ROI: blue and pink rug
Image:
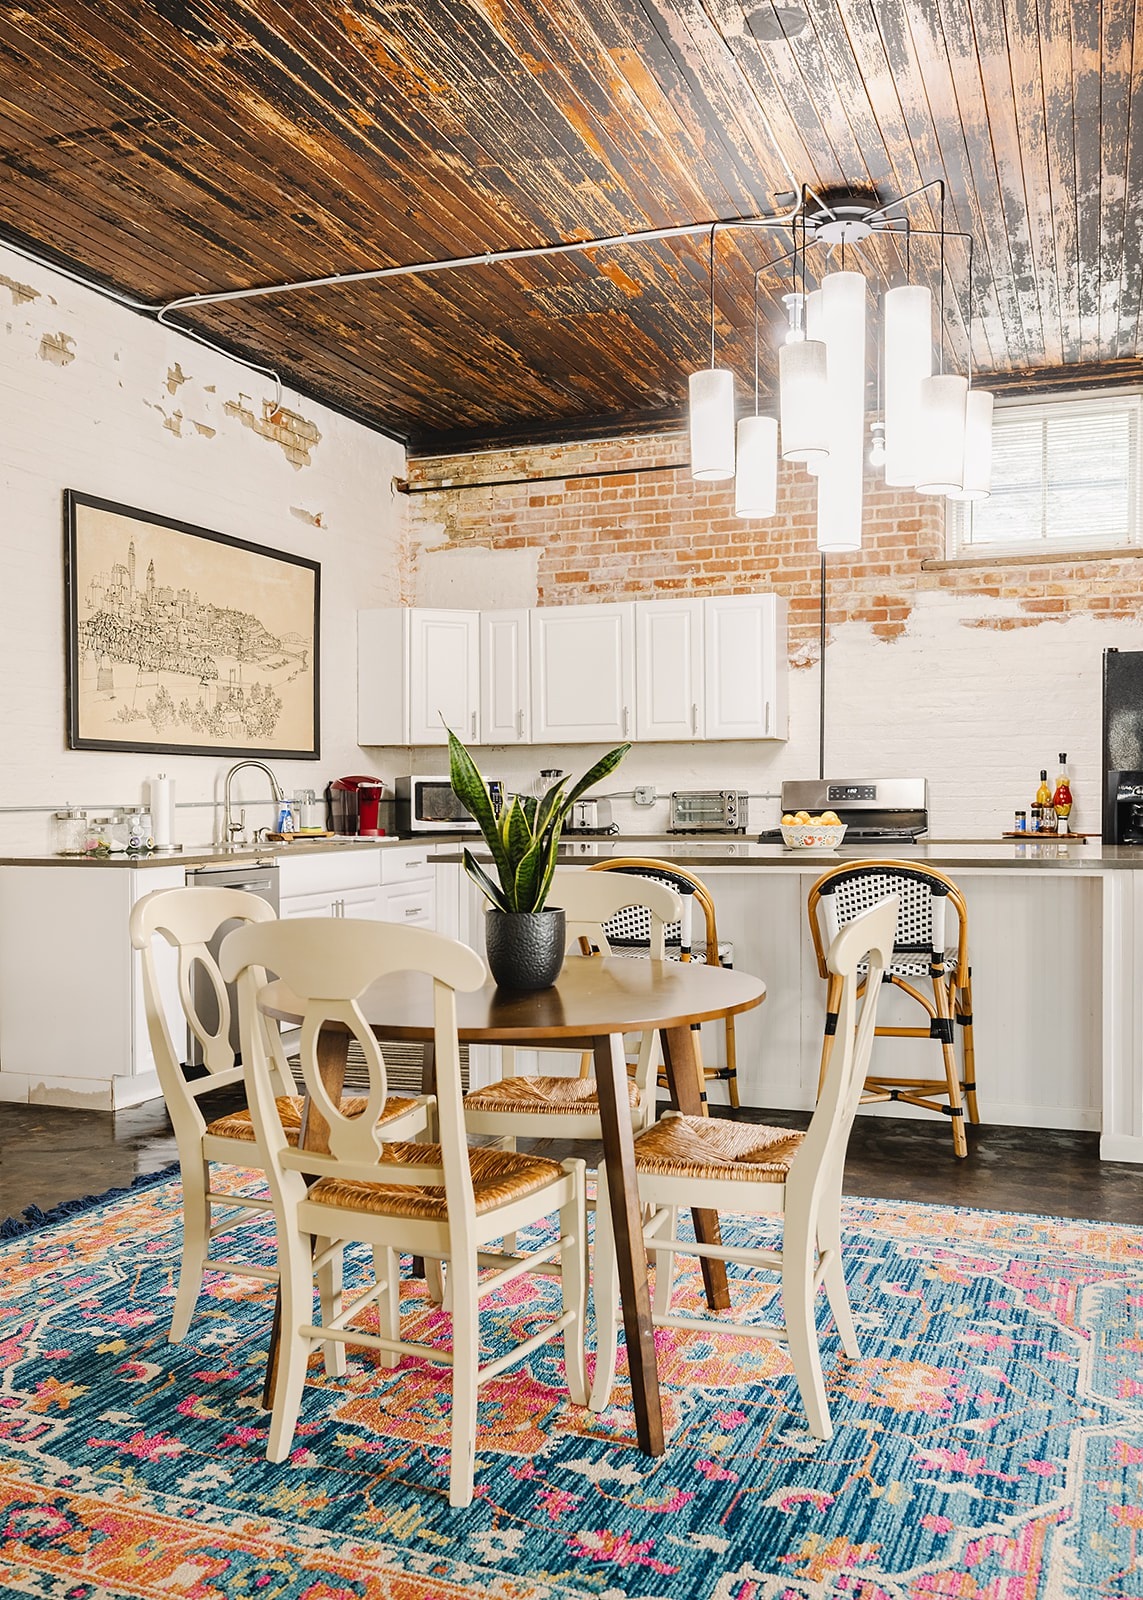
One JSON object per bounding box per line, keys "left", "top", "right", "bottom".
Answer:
{"left": 0, "top": 1169, "right": 1141, "bottom": 1598}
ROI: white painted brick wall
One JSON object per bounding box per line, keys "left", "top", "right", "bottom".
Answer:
{"left": 0, "top": 245, "right": 406, "bottom": 853}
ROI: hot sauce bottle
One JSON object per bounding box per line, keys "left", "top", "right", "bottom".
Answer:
{"left": 1052, "top": 754, "right": 1073, "bottom": 835}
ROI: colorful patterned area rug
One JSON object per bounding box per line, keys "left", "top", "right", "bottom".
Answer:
{"left": 0, "top": 1171, "right": 1141, "bottom": 1600}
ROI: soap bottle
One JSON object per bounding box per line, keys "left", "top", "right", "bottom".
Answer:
{"left": 276, "top": 799, "right": 295, "bottom": 835}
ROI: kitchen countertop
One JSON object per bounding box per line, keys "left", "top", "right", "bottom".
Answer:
{"left": 432, "top": 836, "right": 1143, "bottom": 870}
{"left": 0, "top": 835, "right": 461, "bottom": 868}
{"left": 2, "top": 834, "right": 1139, "bottom": 870}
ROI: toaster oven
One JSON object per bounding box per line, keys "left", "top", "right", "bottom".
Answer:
{"left": 669, "top": 790, "right": 749, "bottom": 833}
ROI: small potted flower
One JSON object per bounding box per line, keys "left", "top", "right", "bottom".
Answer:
{"left": 447, "top": 729, "right": 630, "bottom": 990}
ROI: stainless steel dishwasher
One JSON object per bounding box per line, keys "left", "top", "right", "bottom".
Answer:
{"left": 184, "top": 860, "right": 280, "bottom": 1067}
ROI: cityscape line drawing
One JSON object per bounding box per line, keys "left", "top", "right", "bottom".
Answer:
{"left": 65, "top": 494, "right": 320, "bottom": 756}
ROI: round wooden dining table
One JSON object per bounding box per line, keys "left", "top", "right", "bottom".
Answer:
{"left": 259, "top": 953, "right": 766, "bottom": 1457}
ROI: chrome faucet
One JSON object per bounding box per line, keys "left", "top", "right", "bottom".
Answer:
{"left": 221, "top": 760, "right": 285, "bottom": 845}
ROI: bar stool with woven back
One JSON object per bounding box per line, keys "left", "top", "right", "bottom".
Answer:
{"left": 586, "top": 858, "right": 741, "bottom": 1108}
{"left": 807, "top": 861, "right": 978, "bottom": 1158}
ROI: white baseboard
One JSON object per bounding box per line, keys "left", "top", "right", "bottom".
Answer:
{"left": 1099, "top": 1132, "right": 1143, "bottom": 1165}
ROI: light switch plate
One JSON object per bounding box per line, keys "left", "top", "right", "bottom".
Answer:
{"left": 633, "top": 785, "right": 656, "bottom": 806}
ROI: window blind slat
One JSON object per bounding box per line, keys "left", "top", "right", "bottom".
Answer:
{"left": 951, "top": 393, "right": 1141, "bottom": 554}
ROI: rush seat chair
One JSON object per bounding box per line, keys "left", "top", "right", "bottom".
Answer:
{"left": 129, "top": 885, "right": 430, "bottom": 1342}
{"left": 807, "top": 861, "right": 977, "bottom": 1159}
{"left": 589, "top": 895, "right": 898, "bottom": 1438}
{"left": 221, "top": 916, "right": 587, "bottom": 1509}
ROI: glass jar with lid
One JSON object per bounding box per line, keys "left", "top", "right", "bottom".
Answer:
{"left": 50, "top": 808, "right": 87, "bottom": 855}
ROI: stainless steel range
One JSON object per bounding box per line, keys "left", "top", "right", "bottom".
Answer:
{"left": 757, "top": 778, "right": 929, "bottom": 842}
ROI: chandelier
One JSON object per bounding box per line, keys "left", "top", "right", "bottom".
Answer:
{"left": 687, "top": 183, "right": 993, "bottom": 550}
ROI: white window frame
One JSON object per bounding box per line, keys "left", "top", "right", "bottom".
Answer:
{"left": 945, "top": 389, "right": 1143, "bottom": 559}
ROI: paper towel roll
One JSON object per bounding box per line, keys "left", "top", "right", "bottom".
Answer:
{"left": 150, "top": 774, "right": 174, "bottom": 847}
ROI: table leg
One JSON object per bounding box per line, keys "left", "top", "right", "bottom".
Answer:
{"left": 660, "top": 1025, "right": 730, "bottom": 1312}
{"left": 410, "top": 1039, "right": 436, "bottom": 1281}
{"left": 592, "top": 1031, "right": 665, "bottom": 1456}
{"left": 261, "top": 1025, "right": 350, "bottom": 1412}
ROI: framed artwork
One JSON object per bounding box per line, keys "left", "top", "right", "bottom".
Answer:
{"left": 64, "top": 491, "right": 320, "bottom": 758}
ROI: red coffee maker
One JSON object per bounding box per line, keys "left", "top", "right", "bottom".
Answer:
{"left": 326, "top": 776, "right": 386, "bottom": 837}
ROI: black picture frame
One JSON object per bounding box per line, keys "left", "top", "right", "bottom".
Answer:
{"left": 64, "top": 490, "right": 321, "bottom": 759}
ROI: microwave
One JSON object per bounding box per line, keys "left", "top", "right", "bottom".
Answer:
{"left": 394, "top": 775, "right": 483, "bottom": 834}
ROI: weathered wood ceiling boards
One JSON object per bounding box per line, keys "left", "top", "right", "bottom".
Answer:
{"left": 0, "top": 1, "right": 1137, "bottom": 451}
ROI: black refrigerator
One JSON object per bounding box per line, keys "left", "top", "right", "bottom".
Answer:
{"left": 1102, "top": 648, "right": 1143, "bottom": 842}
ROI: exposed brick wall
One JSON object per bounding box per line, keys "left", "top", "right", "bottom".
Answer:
{"left": 404, "top": 432, "right": 1143, "bottom": 662}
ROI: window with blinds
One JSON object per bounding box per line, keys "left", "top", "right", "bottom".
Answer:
{"left": 947, "top": 392, "right": 1142, "bottom": 556}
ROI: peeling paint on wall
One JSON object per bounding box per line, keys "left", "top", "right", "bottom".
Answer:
{"left": 290, "top": 506, "right": 325, "bottom": 527}
{"left": 193, "top": 420, "right": 216, "bottom": 438}
{"left": 0, "top": 273, "right": 39, "bottom": 305}
{"left": 166, "top": 362, "right": 187, "bottom": 394}
{"left": 223, "top": 396, "right": 322, "bottom": 468}
{"left": 163, "top": 410, "right": 183, "bottom": 437}
{"left": 38, "top": 330, "right": 75, "bottom": 366}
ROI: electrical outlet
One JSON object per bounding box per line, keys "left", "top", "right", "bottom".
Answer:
{"left": 633, "top": 785, "right": 657, "bottom": 807}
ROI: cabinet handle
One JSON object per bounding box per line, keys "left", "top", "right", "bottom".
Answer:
{"left": 471, "top": 710, "right": 477, "bottom": 738}
{"left": 764, "top": 699, "right": 771, "bottom": 736}
{"left": 405, "top": 857, "right": 424, "bottom": 870}
{"left": 516, "top": 707, "right": 524, "bottom": 737}
{"left": 622, "top": 705, "right": 630, "bottom": 736}
{"left": 405, "top": 905, "right": 423, "bottom": 917}
{"left": 691, "top": 701, "right": 698, "bottom": 735}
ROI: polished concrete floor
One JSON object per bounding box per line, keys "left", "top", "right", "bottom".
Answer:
{"left": 2, "top": 1090, "right": 1140, "bottom": 1227}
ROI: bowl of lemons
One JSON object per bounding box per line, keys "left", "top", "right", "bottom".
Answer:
{"left": 779, "top": 810, "right": 847, "bottom": 851}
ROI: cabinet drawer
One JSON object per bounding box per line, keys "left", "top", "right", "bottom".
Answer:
{"left": 277, "top": 848, "right": 381, "bottom": 897}
{"left": 380, "top": 846, "right": 436, "bottom": 885}
{"left": 378, "top": 883, "right": 436, "bottom": 927}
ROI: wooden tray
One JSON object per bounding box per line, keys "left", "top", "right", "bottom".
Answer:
{"left": 266, "top": 830, "right": 335, "bottom": 842}
{"left": 1000, "top": 830, "right": 1098, "bottom": 839}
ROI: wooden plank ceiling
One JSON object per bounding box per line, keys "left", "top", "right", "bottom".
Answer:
{"left": 0, "top": 0, "right": 1137, "bottom": 453}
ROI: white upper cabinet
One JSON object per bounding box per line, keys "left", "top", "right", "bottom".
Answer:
{"left": 636, "top": 598, "right": 705, "bottom": 740}
{"left": 480, "top": 609, "right": 532, "bottom": 744}
{"left": 703, "top": 593, "right": 788, "bottom": 740}
{"left": 358, "top": 609, "right": 480, "bottom": 746}
{"left": 530, "top": 602, "right": 636, "bottom": 744}
{"left": 359, "top": 595, "right": 786, "bottom": 746}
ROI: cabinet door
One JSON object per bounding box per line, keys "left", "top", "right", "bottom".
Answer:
{"left": 410, "top": 610, "right": 480, "bottom": 745}
{"left": 480, "top": 610, "right": 531, "bottom": 744}
{"left": 530, "top": 603, "right": 635, "bottom": 743}
{"left": 636, "top": 599, "right": 704, "bottom": 740}
{"left": 281, "top": 890, "right": 338, "bottom": 918}
{"left": 703, "top": 594, "right": 788, "bottom": 740}
{"left": 339, "top": 886, "right": 383, "bottom": 919}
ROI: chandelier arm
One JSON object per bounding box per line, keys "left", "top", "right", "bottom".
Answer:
{"left": 907, "top": 226, "right": 976, "bottom": 380}
{"left": 864, "top": 177, "right": 945, "bottom": 225}
{"left": 157, "top": 207, "right": 805, "bottom": 322}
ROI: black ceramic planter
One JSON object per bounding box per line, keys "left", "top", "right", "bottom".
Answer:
{"left": 484, "top": 906, "right": 566, "bottom": 992}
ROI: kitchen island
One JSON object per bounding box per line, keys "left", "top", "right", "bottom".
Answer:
{"left": 436, "top": 836, "right": 1143, "bottom": 1163}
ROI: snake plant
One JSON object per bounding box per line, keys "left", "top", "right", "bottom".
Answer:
{"left": 447, "top": 729, "right": 630, "bottom": 914}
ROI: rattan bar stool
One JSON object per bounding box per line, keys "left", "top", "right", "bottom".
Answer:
{"left": 807, "top": 861, "right": 978, "bottom": 1159}
{"left": 586, "top": 857, "right": 740, "bottom": 1108}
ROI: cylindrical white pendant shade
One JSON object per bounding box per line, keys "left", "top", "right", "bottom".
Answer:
{"left": 734, "top": 414, "right": 778, "bottom": 517}
{"left": 915, "top": 372, "right": 969, "bottom": 494}
{"left": 816, "top": 270, "right": 866, "bottom": 552}
{"left": 688, "top": 367, "right": 736, "bottom": 481}
{"left": 947, "top": 389, "right": 995, "bottom": 501}
{"left": 779, "top": 339, "right": 829, "bottom": 463}
{"left": 883, "top": 284, "right": 933, "bottom": 487}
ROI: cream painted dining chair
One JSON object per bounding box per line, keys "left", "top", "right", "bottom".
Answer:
{"left": 129, "top": 886, "right": 430, "bottom": 1343}
{"left": 462, "top": 867, "right": 684, "bottom": 1146}
{"left": 221, "top": 916, "right": 588, "bottom": 1510}
{"left": 589, "top": 894, "right": 898, "bottom": 1440}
